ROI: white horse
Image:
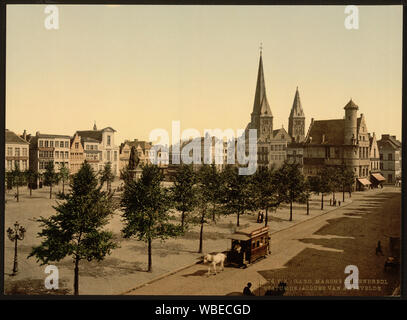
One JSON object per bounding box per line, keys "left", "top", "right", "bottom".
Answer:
{"left": 203, "top": 253, "right": 226, "bottom": 276}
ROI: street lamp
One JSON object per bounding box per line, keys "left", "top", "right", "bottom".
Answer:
{"left": 7, "top": 221, "right": 26, "bottom": 276}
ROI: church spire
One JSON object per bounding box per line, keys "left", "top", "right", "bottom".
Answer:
{"left": 289, "top": 86, "right": 305, "bottom": 118}
{"left": 252, "top": 51, "right": 272, "bottom": 116}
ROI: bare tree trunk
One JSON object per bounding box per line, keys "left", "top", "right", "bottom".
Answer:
{"left": 198, "top": 214, "right": 204, "bottom": 253}
{"left": 74, "top": 256, "right": 79, "bottom": 295}
{"left": 16, "top": 184, "right": 19, "bottom": 202}
{"left": 264, "top": 207, "right": 268, "bottom": 227}
{"left": 306, "top": 198, "right": 309, "bottom": 215}
{"left": 321, "top": 194, "right": 324, "bottom": 210}
{"left": 148, "top": 238, "right": 152, "bottom": 272}
{"left": 49, "top": 185, "right": 52, "bottom": 199}
{"left": 181, "top": 211, "right": 185, "bottom": 231}
{"left": 343, "top": 186, "right": 345, "bottom": 202}
{"left": 289, "top": 199, "right": 293, "bottom": 221}
{"left": 237, "top": 212, "right": 240, "bottom": 227}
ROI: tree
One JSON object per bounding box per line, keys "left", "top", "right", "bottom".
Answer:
{"left": 25, "top": 168, "right": 38, "bottom": 197}
{"left": 10, "top": 163, "right": 26, "bottom": 202}
{"left": 99, "top": 162, "right": 115, "bottom": 193}
{"left": 171, "top": 164, "right": 197, "bottom": 231}
{"left": 29, "top": 162, "right": 118, "bottom": 295}
{"left": 198, "top": 164, "right": 223, "bottom": 223}
{"left": 251, "top": 167, "right": 282, "bottom": 226}
{"left": 58, "top": 164, "right": 70, "bottom": 195}
{"left": 220, "top": 165, "right": 254, "bottom": 227}
{"left": 326, "top": 167, "right": 341, "bottom": 203}
{"left": 273, "top": 162, "right": 306, "bottom": 221}
{"left": 121, "top": 165, "right": 182, "bottom": 272}
{"left": 299, "top": 178, "right": 312, "bottom": 215}
{"left": 338, "top": 165, "right": 355, "bottom": 202}
{"left": 43, "top": 162, "right": 60, "bottom": 199}
{"left": 312, "top": 167, "right": 333, "bottom": 210}
{"left": 6, "top": 171, "right": 13, "bottom": 192}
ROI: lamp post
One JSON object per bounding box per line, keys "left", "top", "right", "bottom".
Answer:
{"left": 7, "top": 221, "right": 26, "bottom": 276}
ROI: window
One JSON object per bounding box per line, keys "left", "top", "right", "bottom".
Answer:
{"left": 15, "top": 160, "right": 20, "bottom": 169}
{"left": 374, "top": 149, "right": 376, "bottom": 158}
{"left": 22, "top": 160, "right": 27, "bottom": 170}
{"left": 50, "top": 141, "right": 54, "bottom": 147}
{"left": 107, "top": 151, "right": 111, "bottom": 161}
{"left": 114, "top": 151, "right": 117, "bottom": 161}
{"left": 388, "top": 154, "right": 393, "bottom": 161}
{"left": 65, "top": 151, "right": 69, "bottom": 159}
{"left": 107, "top": 135, "right": 111, "bottom": 146}
{"left": 75, "top": 142, "right": 79, "bottom": 149}
{"left": 7, "top": 147, "right": 12, "bottom": 156}
{"left": 15, "top": 148, "right": 20, "bottom": 157}
{"left": 55, "top": 151, "right": 59, "bottom": 158}
{"left": 7, "top": 160, "right": 12, "bottom": 170}
{"left": 65, "top": 141, "right": 69, "bottom": 148}
{"left": 39, "top": 140, "right": 43, "bottom": 147}
{"left": 380, "top": 154, "right": 383, "bottom": 160}
{"left": 45, "top": 140, "right": 49, "bottom": 147}
{"left": 22, "top": 148, "right": 27, "bottom": 156}
{"left": 60, "top": 141, "right": 64, "bottom": 148}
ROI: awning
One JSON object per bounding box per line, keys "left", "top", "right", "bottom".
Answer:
{"left": 371, "top": 173, "right": 386, "bottom": 182}
{"left": 357, "top": 178, "right": 372, "bottom": 186}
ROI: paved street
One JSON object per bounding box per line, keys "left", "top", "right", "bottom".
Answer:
{"left": 4, "top": 184, "right": 400, "bottom": 296}
{"left": 126, "top": 187, "right": 401, "bottom": 296}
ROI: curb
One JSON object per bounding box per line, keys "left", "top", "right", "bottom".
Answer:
{"left": 122, "top": 259, "right": 203, "bottom": 295}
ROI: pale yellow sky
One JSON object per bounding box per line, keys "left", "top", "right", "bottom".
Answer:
{"left": 6, "top": 5, "right": 402, "bottom": 143}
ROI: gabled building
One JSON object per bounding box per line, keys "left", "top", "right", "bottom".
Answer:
{"left": 119, "top": 139, "right": 153, "bottom": 172}
{"left": 5, "top": 129, "right": 29, "bottom": 172}
{"left": 303, "top": 99, "right": 371, "bottom": 190}
{"left": 76, "top": 124, "right": 120, "bottom": 176}
{"left": 70, "top": 133, "right": 85, "bottom": 174}
{"left": 377, "top": 134, "right": 402, "bottom": 184}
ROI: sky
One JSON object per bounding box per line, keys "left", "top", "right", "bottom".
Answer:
{"left": 6, "top": 5, "right": 403, "bottom": 144}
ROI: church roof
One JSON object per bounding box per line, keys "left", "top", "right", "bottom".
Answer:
{"left": 252, "top": 54, "right": 272, "bottom": 117}
{"left": 289, "top": 87, "right": 305, "bottom": 118}
{"left": 305, "top": 119, "right": 345, "bottom": 145}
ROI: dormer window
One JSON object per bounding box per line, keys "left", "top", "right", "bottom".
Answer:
{"left": 107, "top": 135, "right": 111, "bottom": 146}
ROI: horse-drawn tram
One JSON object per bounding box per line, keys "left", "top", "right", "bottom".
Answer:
{"left": 226, "top": 225, "right": 270, "bottom": 267}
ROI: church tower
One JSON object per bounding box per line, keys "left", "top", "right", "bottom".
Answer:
{"left": 249, "top": 50, "right": 273, "bottom": 142}
{"left": 288, "top": 87, "right": 305, "bottom": 142}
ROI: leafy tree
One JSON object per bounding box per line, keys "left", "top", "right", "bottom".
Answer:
{"left": 326, "top": 166, "right": 341, "bottom": 203}
{"left": 251, "top": 166, "right": 282, "bottom": 226}
{"left": 338, "top": 165, "right": 355, "bottom": 202}
{"left": 25, "top": 168, "right": 38, "bottom": 197}
{"left": 29, "top": 162, "right": 118, "bottom": 295}
{"left": 10, "top": 163, "right": 26, "bottom": 202}
{"left": 58, "top": 163, "right": 70, "bottom": 195}
{"left": 198, "top": 164, "right": 223, "bottom": 223}
{"left": 299, "top": 178, "right": 312, "bottom": 215}
{"left": 220, "top": 165, "right": 254, "bottom": 227}
{"left": 273, "top": 162, "right": 306, "bottom": 221}
{"left": 311, "top": 167, "right": 333, "bottom": 210}
{"left": 43, "top": 162, "right": 60, "bottom": 199}
{"left": 171, "top": 164, "right": 197, "bottom": 231}
{"left": 99, "top": 162, "right": 115, "bottom": 193}
{"left": 121, "top": 165, "right": 182, "bottom": 272}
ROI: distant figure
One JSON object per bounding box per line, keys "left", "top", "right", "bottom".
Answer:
{"left": 338, "top": 201, "right": 341, "bottom": 206}
{"left": 333, "top": 199, "right": 337, "bottom": 206}
{"left": 257, "top": 212, "right": 261, "bottom": 223}
{"left": 259, "top": 212, "right": 264, "bottom": 223}
{"left": 330, "top": 199, "right": 332, "bottom": 206}
{"left": 243, "top": 282, "right": 255, "bottom": 296}
{"left": 376, "top": 241, "right": 384, "bottom": 256}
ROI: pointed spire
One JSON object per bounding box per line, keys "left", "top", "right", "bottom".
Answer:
{"left": 252, "top": 51, "right": 272, "bottom": 116}
{"left": 93, "top": 121, "right": 97, "bottom": 131}
{"left": 289, "top": 86, "right": 305, "bottom": 118}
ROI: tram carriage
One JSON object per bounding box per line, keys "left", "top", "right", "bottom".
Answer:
{"left": 226, "top": 225, "right": 270, "bottom": 267}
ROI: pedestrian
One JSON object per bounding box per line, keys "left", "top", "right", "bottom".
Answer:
{"left": 257, "top": 212, "right": 261, "bottom": 223}
{"left": 260, "top": 212, "right": 264, "bottom": 223}
{"left": 376, "top": 241, "right": 384, "bottom": 256}
{"left": 243, "top": 282, "right": 255, "bottom": 296}
{"left": 338, "top": 201, "right": 341, "bottom": 206}
{"left": 333, "top": 199, "right": 336, "bottom": 206}
{"left": 330, "top": 199, "right": 332, "bottom": 206}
